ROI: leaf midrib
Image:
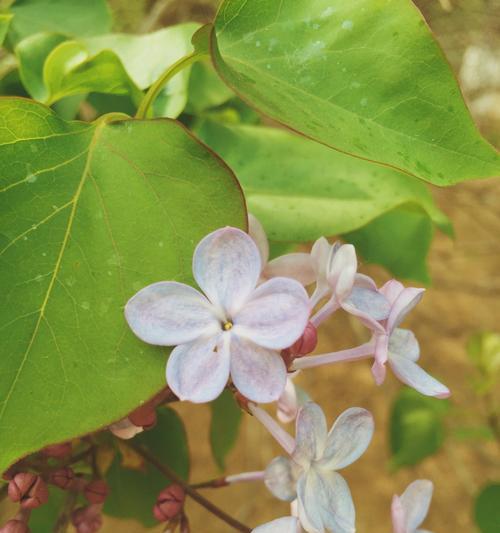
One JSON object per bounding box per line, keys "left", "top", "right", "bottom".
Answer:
{"left": 0, "top": 120, "right": 106, "bottom": 423}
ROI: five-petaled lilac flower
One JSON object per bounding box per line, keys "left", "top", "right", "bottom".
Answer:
{"left": 309, "top": 238, "right": 390, "bottom": 329}
{"left": 264, "top": 402, "right": 374, "bottom": 533}
{"left": 370, "top": 280, "right": 450, "bottom": 398}
{"left": 252, "top": 517, "right": 301, "bottom": 533}
{"left": 391, "top": 480, "right": 434, "bottom": 533}
{"left": 125, "top": 227, "right": 310, "bottom": 404}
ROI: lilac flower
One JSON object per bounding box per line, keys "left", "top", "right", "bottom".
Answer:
{"left": 309, "top": 238, "right": 390, "bottom": 329}
{"left": 125, "top": 227, "right": 310, "bottom": 404}
{"left": 252, "top": 517, "right": 301, "bottom": 533}
{"left": 249, "top": 214, "right": 315, "bottom": 286}
{"left": 263, "top": 402, "right": 374, "bottom": 533}
{"left": 370, "top": 280, "right": 450, "bottom": 398}
{"left": 391, "top": 480, "right": 434, "bottom": 533}
{"left": 276, "top": 374, "right": 309, "bottom": 424}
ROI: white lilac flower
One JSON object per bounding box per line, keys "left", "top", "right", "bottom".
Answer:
{"left": 391, "top": 480, "right": 434, "bottom": 533}
{"left": 309, "top": 238, "right": 390, "bottom": 329}
{"left": 252, "top": 516, "right": 301, "bottom": 533}
{"left": 125, "top": 227, "right": 310, "bottom": 404}
{"left": 370, "top": 280, "right": 450, "bottom": 398}
{"left": 264, "top": 402, "right": 374, "bottom": 533}
{"left": 249, "top": 214, "right": 315, "bottom": 286}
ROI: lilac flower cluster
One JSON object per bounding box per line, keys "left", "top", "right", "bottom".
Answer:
{"left": 125, "top": 216, "right": 448, "bottom": 532}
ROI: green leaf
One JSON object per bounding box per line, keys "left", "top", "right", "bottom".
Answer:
{"left": 7, "top": 0, "right": 112, "bottom": 45}
{"left": 345, "top": 205, "right": 434, "bottom": 283}
{"left": 104, "top": 408, "right": 189, "bottom": 527}
{"left": 0, "top": 13, "right": 13, "bottom": 46}
{"left": 197, "top": 121, "right": 450, "bottom": 243}
{"left": 389, "top": 387, "right": 449, "bottom": 469}
{"left": 0, "top": 98, "right": 246, "bottom": 474}
{"left": 210, "top": 389, "right": 242, "bottom": 470}
{"left": 212, "top": 0, "right": 500, "bottom": 184}
{"left": 30, "top": 486, "right": 66, "bottom": 532}
{"left": 466, "top": 331, "right": 500, "bottom": 393}
{"left": 474, "top": 484, "right": 500, "bottom": 533}
{"left": 191, "top": 23, "right": 213, "bottom": 56}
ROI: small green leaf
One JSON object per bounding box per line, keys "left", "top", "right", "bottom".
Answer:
{"left": 389, "top": 388, "right": 449, "bottom": 469}
{"left": 8, "top": 0, "right": 112, "bottom": 45}
{"left": 0, "top": 99, "right": 246, "bottom": 474}
{"left": 104, "top": 408, "right": 189, "bottom": 527}
{"left": 212, "top": 0, "right": 500, "bottom": 184}
{"left": 0, "top": 13, "right": 13, "bottom": 46}
{"left": 345, "top": 205, "right": 434, "bottom": 283}
{"left": 210, "top": 389, "right": 242, "bottom": 470}
{"left": 474, "top": 483, "right": 500, "bottom": 533}
{"left": 197, "top": 121, "right": 450, "bottom": 245}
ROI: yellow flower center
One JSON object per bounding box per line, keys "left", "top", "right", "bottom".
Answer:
{"left": 223, "top": 321, "right": 233, "bottom": 331}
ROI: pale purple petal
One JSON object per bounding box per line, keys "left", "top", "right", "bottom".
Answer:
{"left": 125, "top": 281, "right": 219, "bottom": 346}
{"left": 233, "top": 277, "right": 310, "bottom": 350}
{"left": 166, "top": 335, "right": 230, "bottom": 403}
{"left": 193, "top": 227, "right": 261, "bottom": 316}
{"left": 310, "top": 237, "right": 332, "bottom": 301}
{"left": 371, "top": 359, "right": 387, "bottom": 385}
{"left": 354, "top": 273, "right": 378, "bottom": 291}
{"left": 372, "top": 334, "right": 389, "bottom": 385}
{"left": 252, "top": 517, "right": 300, "bottom": 533}
{"left": 387, "top": 288, "right": 425, "bottom": 333}
{"left": 264, "top": 456, "right": 298, "bottom": 502}
{"left": 343, "top": 287, "right": 390, "bottom": 321}
{"left": 380, "top": 279, "right": 405, "bottom": 305}
{"left": 277, "top": 378, "right": 299, "bottom": 424}
{"left": 389, "top": 355, "right": 450, "bottom": 398}
{"left": 400, "top": 480, "right": 433, "bottom": 531}
{"left": 327, "top": 244, "right": 357, "bottom": 301}
{"left": 293, "top": 403, "right": 327, "bottom": 466}
{"left": 265, "top": 253, "right": 316, "bottom": 286}
{"left": 304, "top": 469, "right": 355, "bottom": 533}
{"left": 391, "top": 495, "right": 406, "bottom": 533}
{"left": 249, "top": 213, "right": 269, "bottom": 267}
{"left": 320, "top": 408, "right": 374, "bottom": 470}
{"left": 297, "top": 474, "right": 324, "bottom": 533}
{"left": 230, "top": 335, "right": 287, "bottom": 403}
{"left": 389, "top": 328, "right": 420, "bottom": 362}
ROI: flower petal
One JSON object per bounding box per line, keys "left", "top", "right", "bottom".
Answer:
{"left": 305, "top": 469, "right": 355, "bottom": 533}
{"left": 166, "top": 335, "right": 230, "bottom": 403}
{"left": 297, "top": 473, "right": 324, "bottom": 533}
{"left": 327, "top": 244, "right": 357, "bottom": 301}
{"left": 193, "top": 227, "right": 261, "bottom": 316}
{"left": 265, "top": 253, "right": 316, "bottom": 286}
{"left": 400, "top": 480, "right": 433, "bottom": 531}
{"left": 343, "top": 287, "right": 390, "bottom": 321}
{"left": 264, "top": 456, "right": 298, "bottom": 502}
{"left": 293, "top": 402, "right": 327, "bottom": 466}
{"left": 233, "top": 277, "right": 310, "bottom": 350}
{"left": 310, "top": 237, "right": 333, "bottom": 301}
{"left": 230, "top": 335, "right": 287, "bottom": 403}
{"left": 389, "top": 355, "right": 450, "bottom": 398}
{"left": 388, "top": 287, "right": 425, "bottom": 332}
{"left": 321, "top": 408, "right": 374, "bottom": 470}
{"left": 249, "top": 213, "right": 269, "bottom": 267}
{"left": 108, "top": 418, "right": 143, "bottom": 440}
{"left": 391, "top": 495, "right": 406, "bottom": 533}
{"left": 125, "top": 281, "right": 219, "bottom": 346}
{"left": 389, "top": 328, "right": 420, "bottom": 362}
{"left": 277, "top": 377, "right": 299, "bottom": 424}
{"left": 252, "top": 517, "right": 300, "bottom": 533}
{"left": 379, "top": 279, "right": 405, "bottom": 304}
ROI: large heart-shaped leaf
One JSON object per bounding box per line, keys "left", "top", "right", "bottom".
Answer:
{"left": 212, "top": 0, "right": 500, "bottom": 184}
{"left": 6, "top": 0, "right": 111, "bottom": 45}
{"left": 197, "top": 121, "right": 450, "bottom": 242}
{"left": 0, "top": 98, "right": 246, "bottom": 474}
{"left": 210, "top": 389, "right": 242, "bottom": 470}
{"left": 0, "top": 14, "right": 12, "bottom": 46}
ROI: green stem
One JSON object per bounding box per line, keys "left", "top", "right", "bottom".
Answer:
{"left": 135, "top": 52, "right": 206, "bottom": 119}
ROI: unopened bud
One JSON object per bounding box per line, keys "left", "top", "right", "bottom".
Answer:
{"left": 84, "top": 480, "right": 108, "bottom": 504}
{"left": 0, "top": 520, "right": 30, "bottom": 533}
{"left": 8, "top": 473, "right": 48, "bottom": 509}
{"left": 129, "top": 404, "right": 157, "bottom": 429}
{"left": 153, "top": 484, "right": 185, "bottom": 522}
{"left": 48, "top": 467, "right": 75, "bottom": 490}
{"left": 290, "top": 322, "right": 318, "bottom": 356}
{"left": 71, "top": 505, "right": 102, "bottom": 533}
{"left": 41, "top": 442, "right": 72, "bottom": 459}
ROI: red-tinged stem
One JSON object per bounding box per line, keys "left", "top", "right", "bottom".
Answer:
{"left": 191, "top": 471, "right": 265, "bottom": 490}
{"left": 248, "top": 404, "right": 295, "bottom": 455}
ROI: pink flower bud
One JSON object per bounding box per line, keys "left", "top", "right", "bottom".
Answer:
{"left": 0, "top": 520, "right": 30, "bottom": 533}
{"left": 290, "top": 322, "right": 318, "bottom": 356}
{"left": 153, "top": 484, "right": 185, "bottom": 522}
{"left": 129, "top": 404, "right": 157, "bottom": 429}
{"left": 48, "top": 467, "right": 75, "bottom": 490}
{"left": 84, "top": 480, "right": 108, "bottom": 504}
{"left": 41, "top": 442, "right": 72, "bottom": 459}
{"left": 8, "top": 473, "right": 48, "bottom": 509}
{"left": 71, "top": 505, "right": 102, "bottom": 533}
{"left": 2, "top": 466, "right": 17, "bottom": 481}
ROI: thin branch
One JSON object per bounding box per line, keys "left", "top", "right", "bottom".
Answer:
{"left": 129, "top": 443, "right": 251, "bottom": 533}
{"left": 53, "top": 490, "right": 78, "bottom": 533}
